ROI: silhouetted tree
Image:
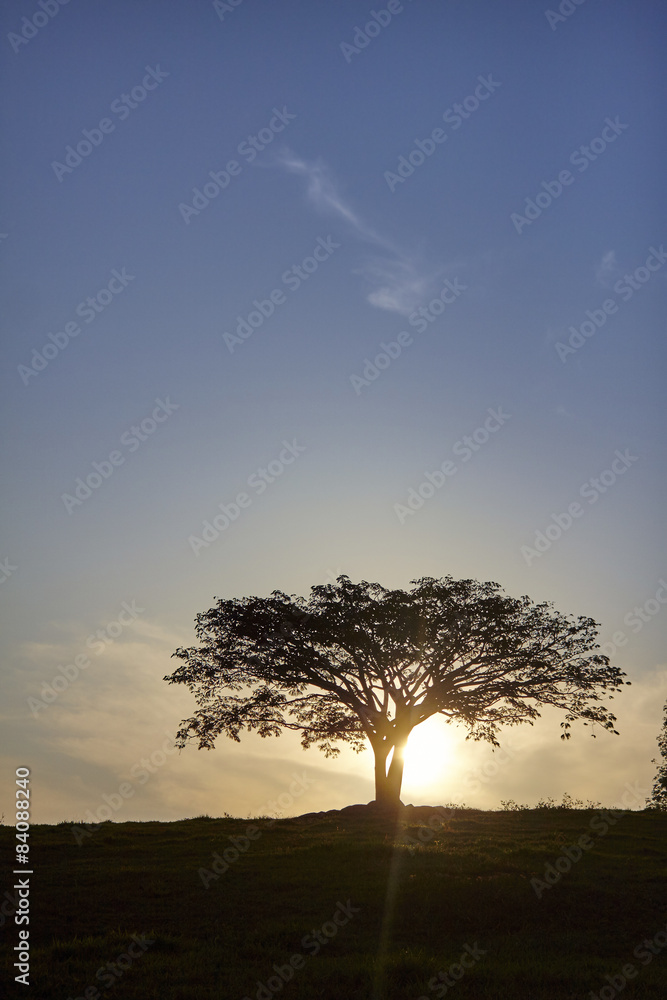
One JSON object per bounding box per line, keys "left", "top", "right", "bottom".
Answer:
{"left": 165, "top": 575, "right": 628, "bottom": 809}
{"left": 648, "top": 700, "right": 667, "bottom": 810}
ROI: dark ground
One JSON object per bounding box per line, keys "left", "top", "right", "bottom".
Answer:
{"left": 1, "top": 804, "right": 666, "bottom": 999}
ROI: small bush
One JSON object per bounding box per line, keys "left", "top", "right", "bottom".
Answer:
{"left": 500, "top": 793, "right": 603, "bottom": 811}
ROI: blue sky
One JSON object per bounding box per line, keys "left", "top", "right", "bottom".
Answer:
{"left": 1, "top": 0, "right": 666, "bottom": 823}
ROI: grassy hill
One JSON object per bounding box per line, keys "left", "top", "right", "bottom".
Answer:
{"left": 1, "top": 806, "right": 666, "bottom": 999}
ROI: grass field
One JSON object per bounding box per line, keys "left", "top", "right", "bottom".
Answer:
{"left": 1, "top": 806, "right": 666, "bottom": 999}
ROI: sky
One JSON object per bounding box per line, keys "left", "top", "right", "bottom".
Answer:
{"left": 1, "top": 0, "right": 665, "bottom": 825}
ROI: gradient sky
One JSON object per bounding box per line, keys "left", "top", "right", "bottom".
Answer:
{"left": 1, "top": 0, "right": 665, "bottom": 824}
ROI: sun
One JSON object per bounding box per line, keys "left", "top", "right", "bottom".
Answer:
{"left": 401, "top": 716, "right": 457, "bottom": 790}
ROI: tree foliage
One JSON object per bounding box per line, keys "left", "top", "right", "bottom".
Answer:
{"left": 648, "top": 700, "right": 667, "bottom": 810}
{"left": 165, "top": 575, "right": 628, "bottom": 805}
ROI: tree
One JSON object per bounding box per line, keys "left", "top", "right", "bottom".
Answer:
{"left": 648, "top": 701, "right": 667, "bottom": 810}
{"left": 164, "top": 575, "right": 629, "bottom": 809}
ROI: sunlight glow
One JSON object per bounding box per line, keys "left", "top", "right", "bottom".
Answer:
{"left": 402, "top": 716, "right": 458, "bottom": 791}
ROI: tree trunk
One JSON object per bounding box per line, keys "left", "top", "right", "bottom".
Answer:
{"left": 373, "top": 730, "right": 411, "bottom": 808}
{"left": 373, "top": 742, "right": 392, "bottom": 805}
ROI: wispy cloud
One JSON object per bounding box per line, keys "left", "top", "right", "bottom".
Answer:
{"left": 277, "top": 150, "right": 443, "bottom": 315}
{"left": 595, "top": 250, "right": 618, "bottom": 285}
{"left": 278, "top": 152, "right": 383, "bottom": 246}
{"left": 357, "top": 256, "right": 435, "bottom": 315}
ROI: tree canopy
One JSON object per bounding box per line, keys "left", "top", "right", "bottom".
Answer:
{"left": 165, "top": 575, "right": 629, "bottom": 807}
